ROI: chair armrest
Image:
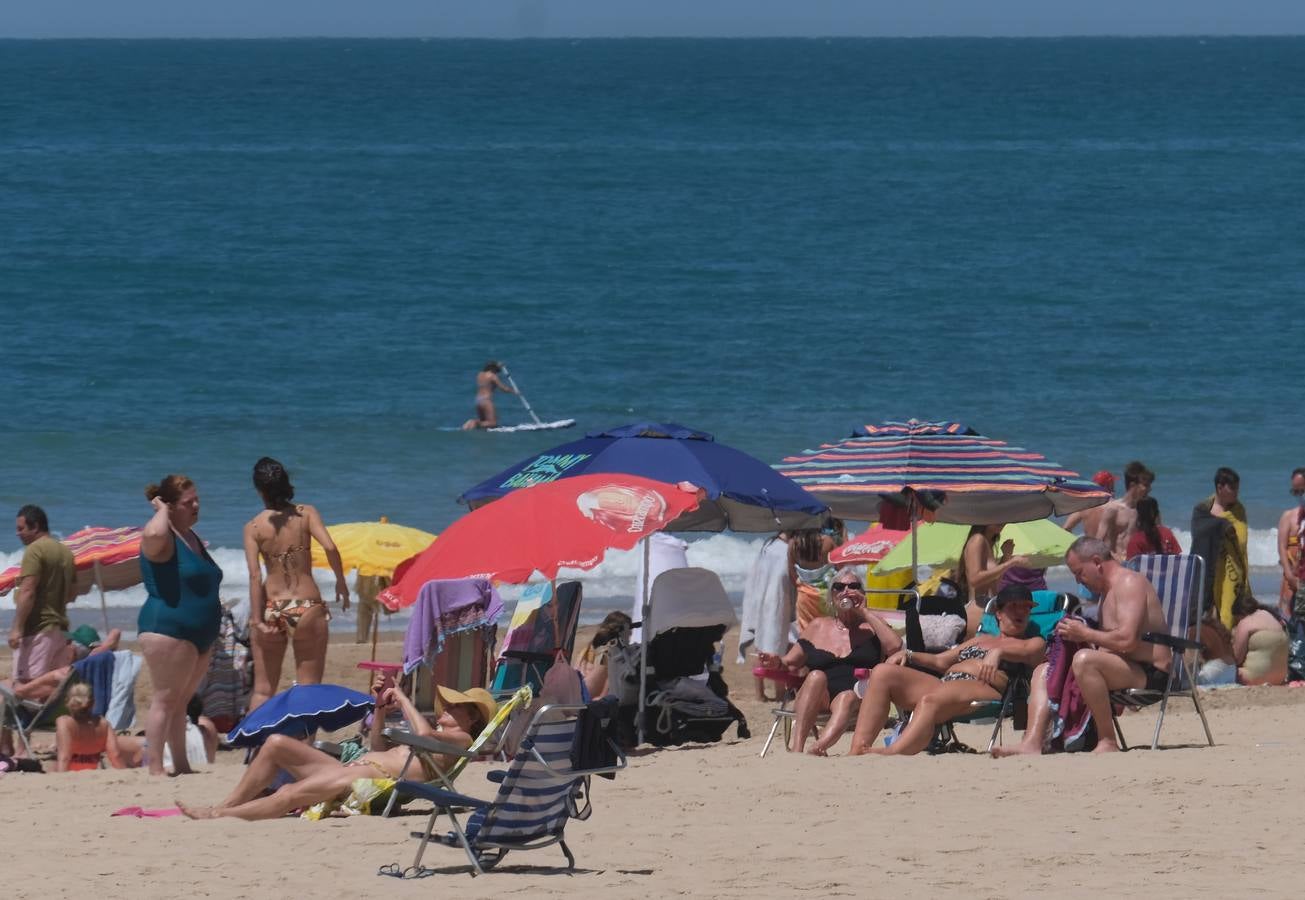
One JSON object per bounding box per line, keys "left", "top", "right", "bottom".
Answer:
{"left": 752, "top": 666, "right": 803, "bottom": 688}
{"left": 314, "top": 740, "right": 344, "bottom": 758}
{"left": 395, "top": 780, "right": 489, "bottom": 809}
{"left": 382, "top": 728, "right": 476, "bottom": 760}
{"left": 1141, "top": 632, "right": 1202, "bottom": 652}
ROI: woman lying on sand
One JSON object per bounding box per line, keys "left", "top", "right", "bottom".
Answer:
{"left": 848, "top": 585, "right": 1047, "bottom": 756}
{"left": 179, "top": 678, "right": 496, "bottom": 820}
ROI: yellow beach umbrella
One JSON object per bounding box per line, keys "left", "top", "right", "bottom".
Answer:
{"left": 311, "top": 517, "right": 437, "bottom": 578}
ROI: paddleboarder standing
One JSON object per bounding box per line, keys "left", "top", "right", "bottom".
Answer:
{"left": 461, "top": 361, "right": 516, "bottom": 430}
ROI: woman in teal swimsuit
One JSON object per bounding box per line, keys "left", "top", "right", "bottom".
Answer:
{"left": 138, "top": 474, "right": 223, "bottom": 776}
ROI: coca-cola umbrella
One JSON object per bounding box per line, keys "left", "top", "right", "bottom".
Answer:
{"left": 379, "top": 474, "right": 704, "bottom": 610}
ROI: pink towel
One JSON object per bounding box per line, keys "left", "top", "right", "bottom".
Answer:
{"left": 112, "top": 806, "right": 183, "bottom": 818}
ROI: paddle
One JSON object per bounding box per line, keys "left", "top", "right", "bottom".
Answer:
{"left": 500, "top": 365, "right": 544, "bottom": 426}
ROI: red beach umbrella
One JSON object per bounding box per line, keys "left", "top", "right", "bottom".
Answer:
{"left": 829, "top": 527, "right": 910, "bottom": 566}
{"left": 379, "top": 475, "right": 703, "bottom": 611}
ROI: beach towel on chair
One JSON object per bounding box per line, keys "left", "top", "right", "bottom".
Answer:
{"left": 1044, "top": 628, "right": 1097, "bottom": 753}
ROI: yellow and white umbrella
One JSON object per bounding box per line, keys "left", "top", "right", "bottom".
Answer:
{"left": 311, "top": 517, "right": 436, "bottom": 578}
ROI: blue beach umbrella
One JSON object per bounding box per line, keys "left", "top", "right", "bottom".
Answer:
{"left": 459, "top": 422, "right": 827, "bottom": 533}
{"left": 226, "top": 683, "right": 375, "bottom": 748}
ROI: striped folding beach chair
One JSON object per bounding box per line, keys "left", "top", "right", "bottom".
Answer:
{"left": 382, "top": 703, "right": 625, "bottom": 877}
{"left": 1111, "top": 553, "right": 1215, "bottom": 751}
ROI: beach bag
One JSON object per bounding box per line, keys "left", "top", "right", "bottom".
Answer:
{"left": 503, "top": 651, "right": 584, "bottom": 756}
{"left": 644, "top": 676, "right": 748, "bottom": 747}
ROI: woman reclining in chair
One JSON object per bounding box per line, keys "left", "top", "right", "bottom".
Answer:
{"left": 179, "top": 676, "right": 496, "bottom": 821}
{"left": 848, "top": 584, "right": 1047, "bottom": 756}
{"left": 757, "top": 567, "right": 902, "bottom": 755}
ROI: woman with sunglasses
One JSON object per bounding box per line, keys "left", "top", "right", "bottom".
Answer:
{"left": 757, "top": 567, "right": 901, "bottom": 755}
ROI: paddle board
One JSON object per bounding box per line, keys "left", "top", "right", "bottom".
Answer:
{"left": 487, "top": 419, "right": 577, "bottom": 433}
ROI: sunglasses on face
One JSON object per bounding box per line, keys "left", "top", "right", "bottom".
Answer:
{"left": 832, "top": 582, "right": 864, "bottom": 593}
{"left": 1292, "top": 488, "right": 1305, "bottom": 497}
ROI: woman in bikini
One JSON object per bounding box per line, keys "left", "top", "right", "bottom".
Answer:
{"left": 460, "top": 360, "right": 516, "bottom": 430}
{"left": 179, "top": 675, "right": 495, "bottom": 821}
{"left": 245, "top": 457, "right": 350, "bottom": 712}
{"left": 54, "top": 683, "right": 126, "bottom": 771}
{"left": 757, "top": 567, "right": 901, "bottom": 755}
{"left": 848, "top": 584, "right": 1047, "bottom": 756}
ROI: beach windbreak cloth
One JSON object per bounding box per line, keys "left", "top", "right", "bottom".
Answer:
{"left": 774, "top": 419, "right": 1110, "bottom": 524}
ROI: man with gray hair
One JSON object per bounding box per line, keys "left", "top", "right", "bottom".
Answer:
{"left": 994, "top": 535, "right": 1170, "bottom": 755}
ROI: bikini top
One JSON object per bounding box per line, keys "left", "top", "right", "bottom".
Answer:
{"left": 264, "top": 507, "right": 309, "bottom": 587}
{"left": 956, "top": 644, "right": 989, "bottom": 662}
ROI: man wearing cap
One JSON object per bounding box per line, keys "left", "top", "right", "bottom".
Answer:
{"left": 178, "top": 676, "right": 498, "bottom": 821}
{"left": 1064, "top": 471, "right": 1116, "bottom": 537}
{"left": 993, "top": 536, "right": 1169, "bottom": 756}
{"left": 1095, "top": 461, "right": 1154, "bottom": 559}
{"left": 8, "top": 505, "right": 77, "bottom": 682}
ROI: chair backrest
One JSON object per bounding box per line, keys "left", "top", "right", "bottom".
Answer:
{"left": 469, "top": 710, "right": 581, "bottom": 845}
{"left": 492, "top": 581, "right": 585, "bottom": 695}
{"left": 1124, "top": 554, "right": 1205, "bottom": 637}
{"left": 978, "top": 591, "right": 1069, "bottom": 639}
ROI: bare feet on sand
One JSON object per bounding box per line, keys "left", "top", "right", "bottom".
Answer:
{"left": 177, "top": 801, "right": 220, "bottom": 820}
{"left": 991, "top": 744, "right": 1041, "bottom": 758}
{"left": 1090, "top": 742, "right": 1121, "bottom": 753}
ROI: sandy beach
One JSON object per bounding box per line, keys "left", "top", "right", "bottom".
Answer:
{"left": 4, "top": 628, "right": 1303, "bottom": 899}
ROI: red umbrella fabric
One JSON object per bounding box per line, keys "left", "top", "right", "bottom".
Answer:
{"left": 829, "top": 527, "right": 910, "bottom": 566}
{"left": 379, "top": 475, "right": 703, "bottom": 611}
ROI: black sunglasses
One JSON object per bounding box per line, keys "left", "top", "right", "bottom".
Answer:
{"left": 1292, "top": 488, "right": 1305, "bottom": 497}
{"left": 832, "top": 581, "right": 864, "bottom": 592}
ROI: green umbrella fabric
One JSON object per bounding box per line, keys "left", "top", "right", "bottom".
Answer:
{"left": 873, "top": 519, "right": 1076, "bottom": 575}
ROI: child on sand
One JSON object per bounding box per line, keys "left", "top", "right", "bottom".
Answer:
{"left": 55, "top": 683, "right": 126, "bottom": 772}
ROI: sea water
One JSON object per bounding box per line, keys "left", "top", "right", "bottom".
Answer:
{"left": 3, "top": 38, "right": 1304, "bottom": 626}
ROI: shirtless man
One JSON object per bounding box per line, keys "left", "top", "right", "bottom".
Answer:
{"left": 461, "top": 361, "right": 516, "bottom": 430}
{"left": 1096, "top": 461, "right": 1154, "bottom": 559}
{"left": 1064, "top": 470, "right": 1116, "bottom": 537}
{"left": 993, "top": 536, "right": 1169, "bottom": 755}
{"left": 178, "top": 678, "right": 495, "bottom": 820}
{"left": 1277, "top": 467, "right": 1305, "bottom": 618}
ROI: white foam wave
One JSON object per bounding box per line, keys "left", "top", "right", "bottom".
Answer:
{"left": 0, "top": 528, "right": 1286, "bottom": 613}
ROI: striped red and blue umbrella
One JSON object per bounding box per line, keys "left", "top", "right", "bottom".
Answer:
{"left": 775, "top": 420, "right": 1108, "bottom": 525}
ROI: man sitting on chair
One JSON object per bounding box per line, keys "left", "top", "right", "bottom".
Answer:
{"left": 994, "top": 536, "right": 1170, "bottom": 756}
{"left": 179, "top": 678, "right": 496, "bottom": 820}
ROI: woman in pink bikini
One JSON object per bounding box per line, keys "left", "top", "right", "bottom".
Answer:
{"left": 244, "top": 457, "right": 350, "bottom": 712}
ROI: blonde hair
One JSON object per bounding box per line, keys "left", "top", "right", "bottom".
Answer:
{"left": 145, "top": 474, "right": 195, "bottom": 504}
{"left": 65, "top": 683, "right": 94, "bottom": 717}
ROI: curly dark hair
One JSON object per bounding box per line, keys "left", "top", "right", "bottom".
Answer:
{"left": 253, "top": 457, "right": 295, "bottom": 508}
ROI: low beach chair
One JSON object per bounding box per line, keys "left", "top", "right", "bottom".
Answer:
{"left": 931, "top": 590, "right": 1069, "bottom": 753}
{"left": 489, "top": 580, "right": 583, "bottom": 699}
{"left": 0, "top": 668, "right": 78, "bottom": 756}
{"left": 1110, "top": 554, "right": 1214, "bottom": 751}
{"left": 381, "top": 702, "right": 626, "bottom": 877}
{"left": 377, "top": 684, "right": 534, "bottom": 817}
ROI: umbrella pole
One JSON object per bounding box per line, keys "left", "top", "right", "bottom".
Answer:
{"left": 370, "top": 602, "right": 380, "bottom": 662}
{"left": 637, "top": 537, "right": 650, "bottom": 746}
{"left": 910, "top": 496, "right": 920, "bottom": 586}
{"left": 93, "top": 560, "right": 110, "bottom": 634}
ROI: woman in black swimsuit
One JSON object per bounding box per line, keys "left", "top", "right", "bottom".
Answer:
{"left": 757, "top": 568, "right": 902, "bottom": 755}
{"left": 848, "top": 584, "right": 1048, "bottom": 756}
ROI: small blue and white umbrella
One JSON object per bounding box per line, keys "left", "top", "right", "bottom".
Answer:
{"left": 226, "top": 683, "right": 374, "bottom": 748}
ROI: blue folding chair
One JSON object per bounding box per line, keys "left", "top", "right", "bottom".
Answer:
{"left": 1111, "top": 554, "right": 1214, "bottom": 750}
{"left": 381, "top": 702, "right": 625, "bottom": 877}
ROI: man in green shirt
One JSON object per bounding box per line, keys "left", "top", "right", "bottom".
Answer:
{"left": 8, "top": 505, "right": 77, "bottom": 683}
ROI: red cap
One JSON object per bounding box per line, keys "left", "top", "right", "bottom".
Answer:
{"left": 1091, "top": 470, "right": 1116, "bottom": 491}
